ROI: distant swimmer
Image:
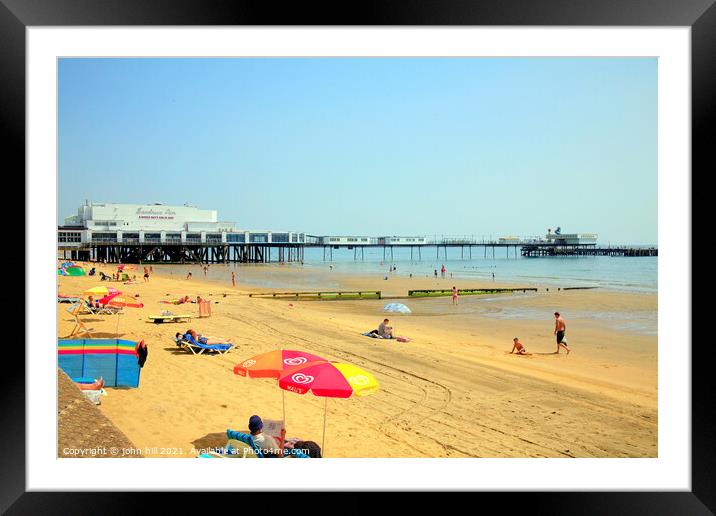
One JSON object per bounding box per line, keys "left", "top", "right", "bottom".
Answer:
{"left": 553, "top": 312, "right": 571, "bottom": 354}
{"left": 510, "top": 337, "right": 531, "bottom": 355}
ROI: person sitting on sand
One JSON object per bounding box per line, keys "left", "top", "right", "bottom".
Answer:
{"left": 369, "top": 319, "right": 394, "bottom": 339}
{"left": 510, "top": 337, "right": 531, "bottom": 355}
{"left": 248, "top": 415, "right": 282, "bottom": 457}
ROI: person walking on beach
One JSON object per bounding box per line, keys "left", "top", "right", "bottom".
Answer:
{"left": 441, "top": 264, "right": 446, "bottom": 278}
{"left": 187, "top": 271, "right": 192, "bottom": 280}
{"left": 143, "top": 266, "right": 150, "bottom": 282}
{"left": 553, "top": 312, "right": 571, "bottom": 354}
{"left": 452, "top": 286, "right": 459, "bottom": 305}
{"left": 434, "top": 269, "right": 438, "bottom": 278}
{"left": 203, "top": 265, "right": 208, "bottom": 277}
{"left": 231, "top": 271, "right": 236, "bottom": 287}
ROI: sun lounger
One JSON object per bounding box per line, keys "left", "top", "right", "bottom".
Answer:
{"left": 97, "top": 304, "right": 123, "bottom": 315}
{"left": 65, "top": 303, "right": 94, "bottom": 338}
{"left": 57, "top": 295, "right": 81, "bottom": 304}
{"left": 148, "top": 314, "right": 192, "bottom": 324}
{"left": 176, "top": 334, "right": 234, "bottom": 355}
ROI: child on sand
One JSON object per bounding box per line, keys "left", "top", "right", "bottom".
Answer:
{"left": 510, "top": 337, "right": 530, "bottom": 355}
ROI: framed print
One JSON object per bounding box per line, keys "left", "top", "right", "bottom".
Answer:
{"left": 4, "top": 0, "right": 710, "bottom": 512}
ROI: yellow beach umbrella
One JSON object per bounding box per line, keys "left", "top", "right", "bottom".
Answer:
{"left": 83, "top": 286, "right": 121, "bottom": 298}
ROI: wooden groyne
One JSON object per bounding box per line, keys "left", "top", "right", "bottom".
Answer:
{"left": 408, "top": 288, "right": 537, "bottom": 297}
{"left": 248, "top": 290, "right": 382, "bottom": 300}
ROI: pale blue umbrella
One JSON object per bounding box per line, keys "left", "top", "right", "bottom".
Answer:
{"left": 383, "top": 302, "right": 411, "bottom": 314}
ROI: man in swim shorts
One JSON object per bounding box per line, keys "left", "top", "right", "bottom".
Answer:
{"left": 554, "top": 312, "right": 571, "bottom": 354}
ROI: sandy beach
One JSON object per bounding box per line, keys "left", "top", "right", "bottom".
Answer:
{"left": 57, "top": 263, "right": 657, "bottom": 458}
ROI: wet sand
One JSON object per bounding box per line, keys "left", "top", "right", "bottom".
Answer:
{"left": 57, "top": 263, "right": 657, "bottom": 458}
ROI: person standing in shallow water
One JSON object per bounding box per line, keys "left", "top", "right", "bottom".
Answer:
{"left": 553, "top": 311, "right": 571, "bottom": 354}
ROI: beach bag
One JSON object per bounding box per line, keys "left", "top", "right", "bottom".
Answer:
{"left": 82, "top": 388, "right": 107, "bottom": 405}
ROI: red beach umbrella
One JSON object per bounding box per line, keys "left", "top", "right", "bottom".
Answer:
{"left": 277, "top": 361, "right": 380, "bottom": 455}
{"left": 234, "top": 349, "right": 329, "bottom": 428}
{"left": 234, "top": 349, "right": 327, "bottom": 378}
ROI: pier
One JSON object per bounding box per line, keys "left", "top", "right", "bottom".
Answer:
{"left": 520, "top": 244, "right": 657, "bottom": 257}
{"left": 58, "top": 239, "right": 657, "bottom": 264}
{"left": 58, "top": 242, "right": 305, "bottom": 264}
{"left": 58, "top": 203, "right": 658, "bottom": 264}
{"left": 308, "top": 240, "right": 529, "bottom": 262}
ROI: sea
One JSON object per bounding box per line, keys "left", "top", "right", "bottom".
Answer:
{"left": 153, "top": 246, "right": 658, "bottom": 294}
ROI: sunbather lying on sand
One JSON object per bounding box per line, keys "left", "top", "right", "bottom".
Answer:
{"left": 160, "top": 295, "right": 191, "bottom": 305}
{"left": 75, "top": 377, "right": 105, "bottom": 390}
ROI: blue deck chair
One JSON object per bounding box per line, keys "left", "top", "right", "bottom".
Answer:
{"left": 196, "top": 430, "right": 310, "bottom": 458}
{"left": 180, "top": 334, "right": 234, "bottom": 355}
{"left": 225, "top": 430, "right": 310, "bottom": 458}
{"left": 226, "top": 430, "right": 264, "bottom": 457}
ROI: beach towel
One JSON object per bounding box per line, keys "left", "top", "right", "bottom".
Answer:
{"left": 361, "top": 332, "right": 410, "bottom": 342}
{"left": 183, "top": 334, "right": 233, "bottom": 351}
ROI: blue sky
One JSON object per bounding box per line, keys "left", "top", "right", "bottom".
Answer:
{"left": 58, "top": 58, "right": 657, "bottom": 244}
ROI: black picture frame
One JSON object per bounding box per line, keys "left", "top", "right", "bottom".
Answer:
{"left": 5, "top": 0, "right": 707, "bottom": 512}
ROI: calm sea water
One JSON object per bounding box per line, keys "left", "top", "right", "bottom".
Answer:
{"left": 297, "top": 247, "right": 657, "bottom": 293}
{"left": 154, "top": 246, "right": 657, "bottom": 293}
